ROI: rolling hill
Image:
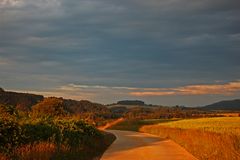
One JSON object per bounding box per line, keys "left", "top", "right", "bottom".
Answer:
{"left": 202, "top": 99, "right": 240, "bottom": 111}
{"left": 0, "top": 87, "right": 110, "bottom": 115}
{"left": 0, "top": 87, "right": 44, "bottom": 111}
{"left": 117, "top": 100, "right": 145, "bottom": 106}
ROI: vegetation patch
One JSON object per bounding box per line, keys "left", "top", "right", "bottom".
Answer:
{"left": 0, "top": 104, "right": 115, "bottom": 160}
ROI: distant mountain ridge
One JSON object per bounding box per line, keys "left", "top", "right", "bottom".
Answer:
{"left": 202, "top": 99, "right": 240, "bottom": 111}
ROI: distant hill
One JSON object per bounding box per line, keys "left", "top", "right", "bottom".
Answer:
{"left": 0, "top": 87, "right": 110, "bottom": 114}
{"left": 63, "top": 99, "right": 110, "bottom": 114}
{"left": 109, "top": 106, "right": 128, "bottom": 116}
{"left": 31, "top": 97, "right": 110, "bottom": 116}
{"left": 202, "top": 99, "right": 240, "bottom": 111}
{"left": 117, "top": 100, "right": 145, "bottom": 106}
{"left": 0, "top": 87, "right": 44, "bottom": 111}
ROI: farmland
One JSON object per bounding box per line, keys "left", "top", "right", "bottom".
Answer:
{"left": 140, "top": 117, "right": 240, "bottom": 160}
{"left": 157, "top": 117, "right": 240, "bottom": 135}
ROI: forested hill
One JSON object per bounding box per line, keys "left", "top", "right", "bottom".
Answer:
{"left": 63, "top": 99, "right": 109, "bottom": 114}
{"left": 0, "top": 87, "right": 110, "bottom": 115}
{"left": 201, "top": 99, "right": 240, "bottom": 111}
{"left": 0, "top": 87, "right": 44, "bottom": 111}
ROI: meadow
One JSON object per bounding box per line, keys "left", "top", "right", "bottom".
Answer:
{"left": 140, "top": 117, "right": 240, "bottom": 160}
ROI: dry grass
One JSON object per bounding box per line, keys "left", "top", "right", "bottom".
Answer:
{"left": 0, "top": 132, "right": 115, "bottom": 160}
{"left": 0, "top": 153, "right": 8, "bottom": 160}
{"left": 13, "top": 142, "right": 63, "bottom": 160}
{"left": 140, "top": 117, "right": 240, "bottom": 160}
{"left": 98, "top": 118, "right": 124, "bottom": 130}
{"left": 215, "top": 113, "right": 240, "bottom": 117}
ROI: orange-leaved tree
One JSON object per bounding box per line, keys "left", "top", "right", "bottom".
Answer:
{"left": 31, "top": 97, "right": 68, "bottom": 117}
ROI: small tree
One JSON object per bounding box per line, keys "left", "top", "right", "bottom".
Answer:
{"left": 31, "top": 97, "right": 67, "bottom": 117}
{"left": 0, "top": 104, "right": 18, "bottom": 120}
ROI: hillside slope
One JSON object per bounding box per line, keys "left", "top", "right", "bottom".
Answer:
{"left": 0, "top": 87, "right": 111, "bottom": 116}
{"left": 0, "top": 87, "right": 44, "bottom": 111}
{"left": 202, "top": 99, "right": 240, "bottom": 111}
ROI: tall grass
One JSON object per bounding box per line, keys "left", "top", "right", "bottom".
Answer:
{"left": 14, "top": 142, "right": 59, "bottom": 160}
{"left": 140, "top": 117, "right": 240, "bottom": 160}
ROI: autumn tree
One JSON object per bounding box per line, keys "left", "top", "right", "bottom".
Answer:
{"left": 32, "top": 97, "right": 68, "bottom": 117}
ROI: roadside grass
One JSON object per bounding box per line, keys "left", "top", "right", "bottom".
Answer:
{"left": 140, "top": 117, "right": 240, "bottom": 160}
{"left": 12, "top": 132, "right": 115, "bottom": 160}
{"left": 2, "top": 131, "right": 115, "bottom": 160}
{"left": 108, "top": 119, "right": 179, "bottom": 131}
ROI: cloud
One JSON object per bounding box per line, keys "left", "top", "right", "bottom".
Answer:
{"left": 0, "top": 0, "right": 23, "bottom": 7}
{"left": 0, "top": 56, "right": 13, "bottom": 66}
{"left": 0, "top": 59, "right": 8, "bottom": 65}
{"left": 66, "top": 83, "right": 138, "bottom": 90}
{"left": 67, "top": 84, "right": 109, "bottom": 89}
{"left": 9, "top": 81, "right": 240, "bottom": 105}
{"left": 131, "top": 91, "right": 176, "bottom": 96}
{"left": 130, "top": 81, "right": 240, "bottom": 96}
{"left": 17, "top": 81, "right": 240, "bottom": 98}
{"left": 0, "top": 0, "right": 61, "bottom": 8}
{"left": 1, "top": 0, "right": 240, "bottom": 105}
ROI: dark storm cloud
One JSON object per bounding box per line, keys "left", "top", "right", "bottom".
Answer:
{"left": 0, "top": 0, "right": 240, "bottom": 105}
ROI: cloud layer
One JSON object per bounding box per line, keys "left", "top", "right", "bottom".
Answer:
{"left": 1, "top": 0, "right": 240, "bottom": 105}
{"left": 14, "top": 81, "right": 240, "bottom": 106}
{"left": 130, "top": 81, "right": 240, "bottom": 96}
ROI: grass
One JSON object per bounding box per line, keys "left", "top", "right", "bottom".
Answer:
{"left": 108, "top": 118, "right": 179, "bottom": 131}
{"left": 140, "top": 117, "right": 240, "bottom": 160}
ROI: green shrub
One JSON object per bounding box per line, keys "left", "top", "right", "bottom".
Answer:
{"left": 0, "top": 120, "right": 24, "bottom": 154}
{"left": 0, "top": 116, "right": 103, "bottom": 159}
{"left": 23, "top": 123, "right": 58, "bottom": 143}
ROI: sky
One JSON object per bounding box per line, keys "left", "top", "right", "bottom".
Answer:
{"left": 0, "top": 0, "right": 240, "bottom": 106}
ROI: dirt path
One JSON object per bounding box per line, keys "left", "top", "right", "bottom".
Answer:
{"left": 101, "top": 130, "right": 198, "bottom": 160}
{"left": 98, "top": 118, "right": 124, "bottom": 130}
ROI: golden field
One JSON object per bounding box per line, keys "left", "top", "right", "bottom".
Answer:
{"left": 158, "top": 117, "right": 240, "bottom": 135}
{"left": 140, "top": 117, "right": 240, "bottom": 160}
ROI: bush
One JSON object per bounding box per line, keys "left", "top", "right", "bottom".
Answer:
{"left": 0, "top": 120, "right": 24, "bottom": 155}
{"left": 23, "top": 123, "right": 58, "bottom": 144}
{"left": 53, "top": 119, "right": 102, "bottom": 149}
{"left": 31, "top": 97, "right": 67, "bottom": 117}
{"left": 0, "top": 117, "right": 103, "bottom": 159}
{"left": 0, "top": 105, "right": 18, "bottom": 120}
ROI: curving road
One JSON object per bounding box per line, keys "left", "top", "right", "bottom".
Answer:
{"left": 101, "top": 130, "right": 198, "bottom": 160}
